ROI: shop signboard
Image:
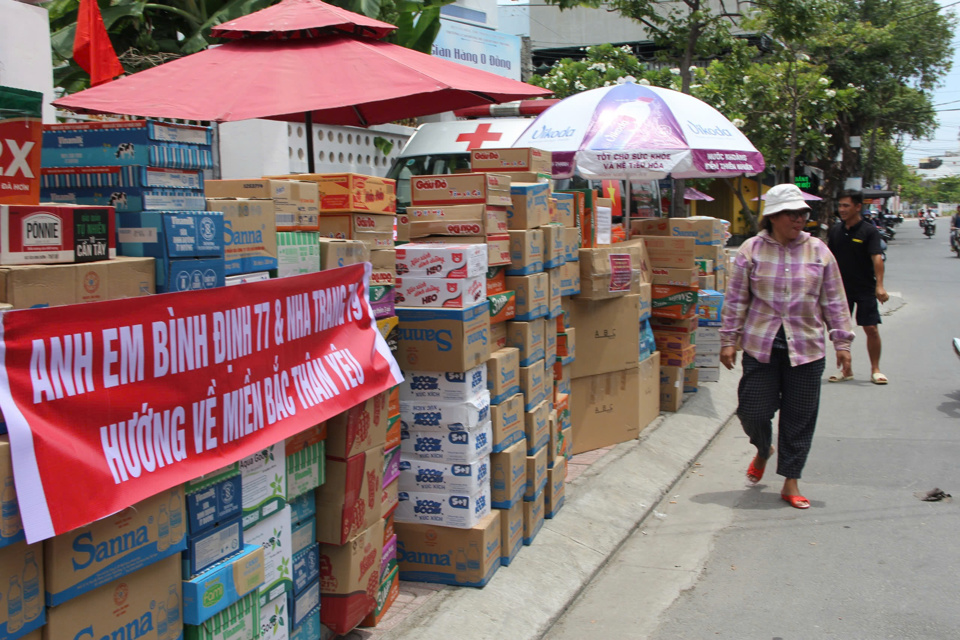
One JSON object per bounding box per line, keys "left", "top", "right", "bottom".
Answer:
{"left": 431, "top": 19, "right": 521, "bottom": 81}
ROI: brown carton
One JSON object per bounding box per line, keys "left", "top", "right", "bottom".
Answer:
{"left": 487, "top": 347, "right": 521, "bottom": 405}
{"left": 406, "top": 204, "right": 486, "bottom": 237}
{"left": 659, "top": 365, "right": 683, "bottom": 412}
{"left": 205, "top": 198, "right": 279, "bottom": 275}
{"left": 395, "top": 512, "right": 501, "bottom": 586}
{"left": 0, "top": 256, "right": 154, "bottom": 309}
{"left": 545, "top": 455, "right": 566, "bottom": 518}
{"left": 315, "top": 447, "right": 385, "bottom": 545}
{"left": 395, "top": 302, "right": 491, "bottom": 372}
{"left": 640, "top": 235, "right": 696, "bottom": 269}
{"left": 204, "top": 178, "right": 303, "bottom": 230}
{"left": 651, "top": 267, "right": 699, "bottom": 287}
{"left": 505, "top": 272, "right": 548, "bottom": 321}
{"left": 411, "top": 173, "right": 511, "bottom": 207}
{"left": 326, "top": 389, "right": 390, "bottom": 459}
{"left": 470, "top": 148, "right": 552, "bottom": 174}
{"left": 1, "top": 539, "right": 44, "bottom": 637}
{"left": 318, "top": 519, "right": 384, "bottom": 635}
{"left": 570, "top": 367, "right": 641, "bottom": 454}
{"left": 522, "top": 491, "right": 544, "bottom": 545}
{"left": 524, "top": 445, "right": 547, "bottom": 501}
{"left": 318, "top": 238, "right": 369, "bottom": 270}
{"left": 638, "top": 351, "right": 661, "bottom": 431}
{"left": 490, "top": 439, "right": 526, "bottom": 508}
{"left": 270, "top": 173, "right": 396, "bottom": 214}
{"left": 498, "top": 500, "right": 523, "bottom": 565}
{"left": 577, "top": 245, "right": 645, "bottom": 300}
{"left": 630, "top": 217, "right": 670, "bottom": 237}
{"left": 490, "top": 393, "right": 525, "bottom": 452}
{"left": 563, "top": 295, "right": 640, "bottom": 379}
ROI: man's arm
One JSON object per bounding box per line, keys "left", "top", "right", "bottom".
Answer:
{"left": 873, "top": 253, "right": 888, "bottom": 303}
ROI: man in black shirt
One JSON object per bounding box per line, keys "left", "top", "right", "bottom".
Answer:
{"left": 827, "top": 189, "right": 889, "bottom": 384}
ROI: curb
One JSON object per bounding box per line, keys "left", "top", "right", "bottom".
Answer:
{"left": 382, "top": 369, "right": 740, "bottom": 640}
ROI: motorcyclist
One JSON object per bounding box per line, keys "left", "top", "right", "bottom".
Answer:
{"left": 950, "top": 206, "right": 960, "bottom": 252}
{"left": 923, "top": 208, "right": 938, "bottom": 235}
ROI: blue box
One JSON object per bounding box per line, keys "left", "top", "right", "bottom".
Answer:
{"left": 183, "top": 515, "right": 244, "bottom": 579}
{"left": 185, "top": 470, "right": 242, "bottom": 535}
{"left": 291, "top": 517, "right": 316, "bottom": 556}
{"left": 118, "top": 211, "right": 224, "bottom": 259}
{"left": 288, "top": 492, "right": 316, "bottom": 526}
{"left": 698, "top": 289, "right": 724, "bottom": 326}
{"left": 182, "top": 544, "right": 265, "bottom": 626}
{"left": 291, "top": 543, "right": 320, "bottom": 596}
{"left": 291, "top": 607, "right": 321, "bottom": 640}
{"left": 43, "top": 120, "right": 213, "bottom": 168}
{"left": 42, "top": 186, "right": 207, "bottom": 212}
{"left": 287, "top": 578, "right": 320, "bottom": 629}
{"left": 162, "top": 258, "right": 225, "bottom": 293}
{"left": 41, "top": 165, "right": 204, "bottom": 190}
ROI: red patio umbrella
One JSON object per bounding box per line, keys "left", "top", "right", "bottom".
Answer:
{"left": 210, "top": 0, "right": 396, "bottom": 40}
{"left": 54, "top": 0, "right": 551, "bottom": 171}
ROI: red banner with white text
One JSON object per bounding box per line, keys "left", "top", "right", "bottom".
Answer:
{"left": 0, "top": 264, "right": 403, "bottom": 542}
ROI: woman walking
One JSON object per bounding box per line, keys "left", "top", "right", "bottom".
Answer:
{"left": 720, "top": 184, "right": 855, "bottom": 509}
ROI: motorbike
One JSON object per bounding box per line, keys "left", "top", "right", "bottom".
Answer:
{"left": 878, "top": 223, "right": 896, "bottom": 243}
{"left": 922, "top": 218, "right": 936, "bottom": 238}
{"left": 950, "top": 227, "right": 960, "bottom": 257}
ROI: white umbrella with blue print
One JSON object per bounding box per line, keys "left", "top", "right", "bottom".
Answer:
{"left": 512, "top": 79, "right": 765, "bottom": 180}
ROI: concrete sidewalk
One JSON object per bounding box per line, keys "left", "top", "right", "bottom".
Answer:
{"left": 380, "top": 368, "right": 740, "bottom": 640}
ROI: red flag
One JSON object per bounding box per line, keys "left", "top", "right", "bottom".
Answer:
{"left": 73, "top": 0, "right": 124, "bottom": 87}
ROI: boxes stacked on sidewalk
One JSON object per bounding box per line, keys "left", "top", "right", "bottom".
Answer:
{"left": 40, "top": 120, "right": 224, "bottom": 293}
{"left": 696, "top": 290, "right": 724, "bottom": 383}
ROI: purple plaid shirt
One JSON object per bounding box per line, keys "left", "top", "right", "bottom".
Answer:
{"left": 720, "top": 230, "right": 855, "bottom": 366}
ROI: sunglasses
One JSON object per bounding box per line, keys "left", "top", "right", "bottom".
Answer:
{"left": 780, "top": 211, "right": 810, "bottom": 222}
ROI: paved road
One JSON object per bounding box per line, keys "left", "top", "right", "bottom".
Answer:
{"left": 546, "top": 217, "right": 960, "bottom": 639}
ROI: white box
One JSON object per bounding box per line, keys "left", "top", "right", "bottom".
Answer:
{"left": 395, "top": 243, "right": 487, "bottom": 278}
{"left": 400, "top": 390, "right": 491, "bottom": 430}
{"left": 398, "top": 456, "right": 490, "bottom": 495}
{"left": 226, "top": 271, "right": 271, "bottom": 286}
{"left": 395, "top": 484, "right": 491, "bottom": 529}
{"left": 245, "top": 505, "right": 293, "bottom": 607}
{"left": 260, "top": 592, "right": 291, "bottom": 640}
{"left": 394, "top": 275, "right": 485, "bottom": 308}
{"left": 241, "top": 441, "right": 287, "bottom": 528}
{"left": 697, "top": 326, "right": 721, "bottom": 341}
{"left": 399, "top": 364, "right": 487, "bottom": 402}
{"left": 694, "top": 352, "right": 721, "bottom": 368}
{"left": 400, "top": 421, "right": 493, "bottom": 464}
{"left": 698, "top": 367, "right": 721, "bottom": 383}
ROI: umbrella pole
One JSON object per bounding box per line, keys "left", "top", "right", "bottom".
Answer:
{"left": 305, "top": 111, "right": 315, "bottom": 173}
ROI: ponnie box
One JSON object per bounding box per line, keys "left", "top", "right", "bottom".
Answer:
{"left": 487, "top": 347, "right": 521, "bottom": 405}
{"left": 524, "top": 399, "right": 551, "bottom": 455}
{"left": 400, "top": 364, "right": 487, "bottom": 403}
{"left": 522, "top": 491, "right": 544, "bottom": 545}
{"left": 506, "top": 229, "right": 543, "bottom": 276}
{"left": 245, "top": 506, "right": 293, "bottom": 608}
{"left": 395, "top": 303, "right": 491, "bottom": 373}
{"left": 470, "top": 148, "right": 552, "bottom": 174}
{"left": 45, "top": 554, "right": 182, "bottom": 640}
{"left": 398, "top": 455, "right": 490, "bottom": 495}
{"left": 326, "top": 389, "right": 388, "bottom": 459}
{"left": 395, "top": 243, "right": 486, "bottom": 279}
{"left": 395, "top": 511, "right": 501, "bottom": 587}
{"left": 498, "top": 500, "right": 523, "bottom": 566}
{"left": 44, "top": 486, "right": 186, "bottom": 606}
{"left": 546, "top": 456, "right": 566, "bottom": 518}
{"left": 490, "top": 439, "right": 526, "bottom": 509}
{"left": 506, "top": 318, "right": 545, "bottom": 367}
{"left": 410, "top": 173, "right": 511, "bottom": 207}
{"left": 182, "top": 544, "right": 265, "bottom": 625}
{"left": 400, "top": 421, "right": 493, "bottom": 465}
{"left": 240, "top": 441, "right": 286, "bottom": 529}
{"left": 489, "top": 392, "right": 525, "bottom": 453}
{"left": 400, "top": 391, "right": 490, "bottom": 431}
{"left": 315, "top": 447, "right": 384, "bottom": 545}
{"left": 1, "top": 204, "right": 116, "bottom": 265}
{"left": 0, "top": 540, "right": 45, "bottom": 639}
{"left": 206, "top": 198, "right": 279, "bottom": 275}
{"left": 277, "top": 231, "right": 320, "bottom": 277}
{"left": 318, "top": 519, "right": 384, "bottom": 635}
{"left": 570, "top": 367, "right": 642, "bottom": 454}
{"left": 394, "top": 275, "right": 485, "bottom": 308}
{"left": 506, "top": 272, "right": 548, "bottom": 321}
{"left": 0, "top": 255, "right": 155, "bottom": 309}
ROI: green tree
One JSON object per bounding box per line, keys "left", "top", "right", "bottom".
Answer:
{"left": 529, "top": 43, "right": 648, "bottom": 98}
{"left": 933, "top": 175, "right": 960, "bottom": 204}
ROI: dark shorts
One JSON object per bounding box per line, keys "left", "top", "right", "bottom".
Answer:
{"left": 848, "top": 295, "right": 881, "bottom": 326}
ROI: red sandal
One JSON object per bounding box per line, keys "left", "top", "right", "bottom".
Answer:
{"left": 781, "top": 494, "right": 810, "bottom": 509}
{"left": 746, "top": 458, "right": 766, "bottom": 484}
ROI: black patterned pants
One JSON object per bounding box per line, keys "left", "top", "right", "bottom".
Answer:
{"left": 737, "top": 350, "right": 826, "bottom": 479}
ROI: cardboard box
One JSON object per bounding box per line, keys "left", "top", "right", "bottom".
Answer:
{"left": 486, "top": 234, "right": 511, "bottom": 267}
{"left": 0, "top": 540, "right": 44, "bottom": 639}
{"left": 507, "top": 229, "right": 544, "bottom": 276}
{"left": 522, "top": 491, "right": 544, "bottom": 545}
{"left": 383, "top": 445, "right": 401, "bottom": 488}
{"left": 1, "top": 88, "right": 41, "bottom": 205}
{"left": 286, "top": 430, "right": 326, "bottom": 500}
{"left": 570, "top": 367, "right": 641, "bottom": 454}
{"left": 358, "top": 564, "right": 399, "bottom": 628}
{"left": 524, "top": 399, "right": 550, "bottom": 456}
{"left": 698, "top": 289, "right": 724, "bottom": 326}
{"left": 519, "top": 359, "right": 547, "bottom": 412}
{"left": 638, "top": 352, "right": 661, "bottom": 430}
{"left": 649, "top": 316, "right": 699, "bottom": 335}
{"left": 240, "top": 441, "right": 286, "bottom": 529}
{"left": 317, "top": 213, "right": 395, "bottom": 249}
{"left": 542, "top": 225, "right": 565, "bottom": 269}
{"left": 276, "top": 231, "right": 320, "bottom": 277}
{"left": 395, "top": 243, "right": 486, "bottom": 279}
{"left": 491, "top": 321, "right": 507, "bottom": 350}
{"left": 318, "top": 238, "right": 368, "bottom": 270}
{"left": 225, "top": 271, "right": 269, "bottom": 286}
{"left": 652, "top": 285, "right": 699, "bottom": 320}
{"left": 400, "top": 422, "right": 492, "bottom": 465}
{"left": 524, "top": 446, "right": 548, "bottom": 501}
{"left": 545, "top": 456, "right": 566, "bottom": 518}
{"left": 506, "top": 318, "right": 545, "bottom": 367}
{"left": 291, "top": 519, "right": 316, "bottom": 558}
{"left": 183, "top": 515, "right": 243, "bottom": 579}
{"left": 695, "top": 352, "right": 721, "bottom": 368}
{"left": 651, "top": 267, "right": 699, "bottom": 287}
{"left": 411, "top": 173, "right": 510, "bottom": 207}
{"left": 369, "top": 249, "right": 395, "bottom": 286}
{"left": 506, "top": 272, "right": 548, "bottom": 321}
{"left": 631, "top": 218, "right": 670, "bottom": 237}
{"left": 654, "top": 330, "right": 695, "bottom": 351}
{"left": 697, "top": 326, "right": 722, "bottom": 347}
{"left": 259, "top": 591, "right": 290, "bottom": 640}
{"left": 245, "top": 506, "right": 293, "bottom": 608}
{"left": 182, "top": 545, "right": 265, "bottom": 625}
{"left": 396, "top": 481, "right": 491, "bottom": 529}
{"left": 470, "top": 148, "right": 552, "bottom": 174}
{"left": 396, "top": 303, "right": 491, "bottom": 373}
{"left": 1, "top": 204, "right": 116, "bottom": 265}
{"left": 490, "top": 440, "right": 526, "bottom": 509}
{"left": 315, "top": 447, "right": 384, "bottom": 545}
{"left": 280, "top": 173, "right": 396, "bottom": 214}
{"left": 660, "top": 365, "right": 683, "bottom": 412}
{"left": 557, "top": 327, "right": 576, "bottom": 360}
{"left": 698, "top": 366, "right": 721, "bottom": 383}
{"left": 369, "top": 285, "right": 395, "bottom": 320}
{"left": 395, "top": 275, "right": 485, "bottom": 309}
{"left": 206, "top": 198, "right": 279, "bottom": 275}
{"left": 497, "top": 502, "right": 523, "bottom": 568}
{"left": 44, "top": 486, "right": 186, "bottom": 606}
{"left": 0, "top": 437, "right": 24, "bottom": 549}
{"left": 326, "top": 389, "right": 389, "bottom": 459}
{"left": 695, "top": 259, "right": 715, "bottom": 276}
{"left": 489, "top": 392, "right": 525, "bottom": 453}
{"left": 488, "top": 290, "right": 516, "bottom": 324}
{"left": 486, "top": 265, "right": 507, "bottom": 295}
{"left": 406, "top": 204, "right": 487, "bottom": 237}
{"left": 45, "top": 555, "right": 181, "bottom": 640}
{"left": 561, "top": 226, "right": 579, "bottom": 262}
{"left": 400, "top": 391, "right": 490, "bottom": 431}
{"left": 553, "top": 192, "right": 575, "bottom": 228}
{"left": 669, "top": 217, "right": 725, "bottom": 245}
{"left": 400, "top": 364, "right": 487, "bottom": 403}
{"left": 553, "top": 360, "right": 571, "bottom": 396}
{"left": 291, "top": 544, "right": 320, "bottom": 598}
{"left": 395, "top": 512, "right": 500, "bottom": 586}
{"left": 398, "top": 454, "right": 490, "bottom": 496}
{"left": 507, "top": 182, "right": 550, "bottom": 230}
{"left": 640, "top": 235, "right": 696, "bottom": 269}
{"left": 381, "top": 477, "right": 399, "bottom": 516}
{"left": 699, "top": 275, "right": 716, "bottom": 290}
{"left": 564, "top": 295, "right": 640, "bottom": 379}
{"left": 546, "top": 266, "right": 562, "bottom": 318}
{"left": 41, "top": 187, "right": 207, "bottom": 212}
{"left": 203, "top": 178, "right": 304, "bottom": 231}
{"left": 558, "top": 259, "right": 581, "bottom": 296}
{"left": 577, "top": 245, "right": 644, "bottom": 300}
{"left": 661, "top": 345, "right": 697, "bottom": 368}
{"left": 638, "top": 282, "right": 652, "bottom": 321}
{"left": 291, "top": 608, "right": 320, "bottom": 640}
{"left": 487, "top": 347, "right": 521, "bottom": 405}
{"left": 683, "top": 367, "right": 699, "bottom": 393}
{"left": 184, "top": 588, "right": 260, "bottom": 640}
{"left": 43, "top": 119, "right": 213, "bottom": 167}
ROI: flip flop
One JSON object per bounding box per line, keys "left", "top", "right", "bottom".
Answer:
{"left": 746, "top": 458, "right": 766, "bottom": 484}
{"left": 781, "top": 494, "right": 810, "bottom": 509}
{"left": 829, "top": 373, "right": 854, "bottom": 383}
{"left": 871, "top": 373, "right": 889, "bottom": 385}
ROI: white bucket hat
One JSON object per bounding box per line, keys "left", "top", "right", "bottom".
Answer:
{"left": 762, "top": 184, "right": 811, "bottom": 217}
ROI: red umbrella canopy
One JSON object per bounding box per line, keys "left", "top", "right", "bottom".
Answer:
{"left": 210, "top": 0, "right": 396, "bottom": 40}
{"left": 53, "top": 37, "right": 552, "bottom": 126}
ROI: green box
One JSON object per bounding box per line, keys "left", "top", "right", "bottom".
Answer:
{"left": 286, "top": 440, "right": 325, "bottom": 500}
{"left": 277, "top": 231, "right": 320, "bottom": 278}
{"left": 184, "top": 589, "right": 261, "bottom": 640}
